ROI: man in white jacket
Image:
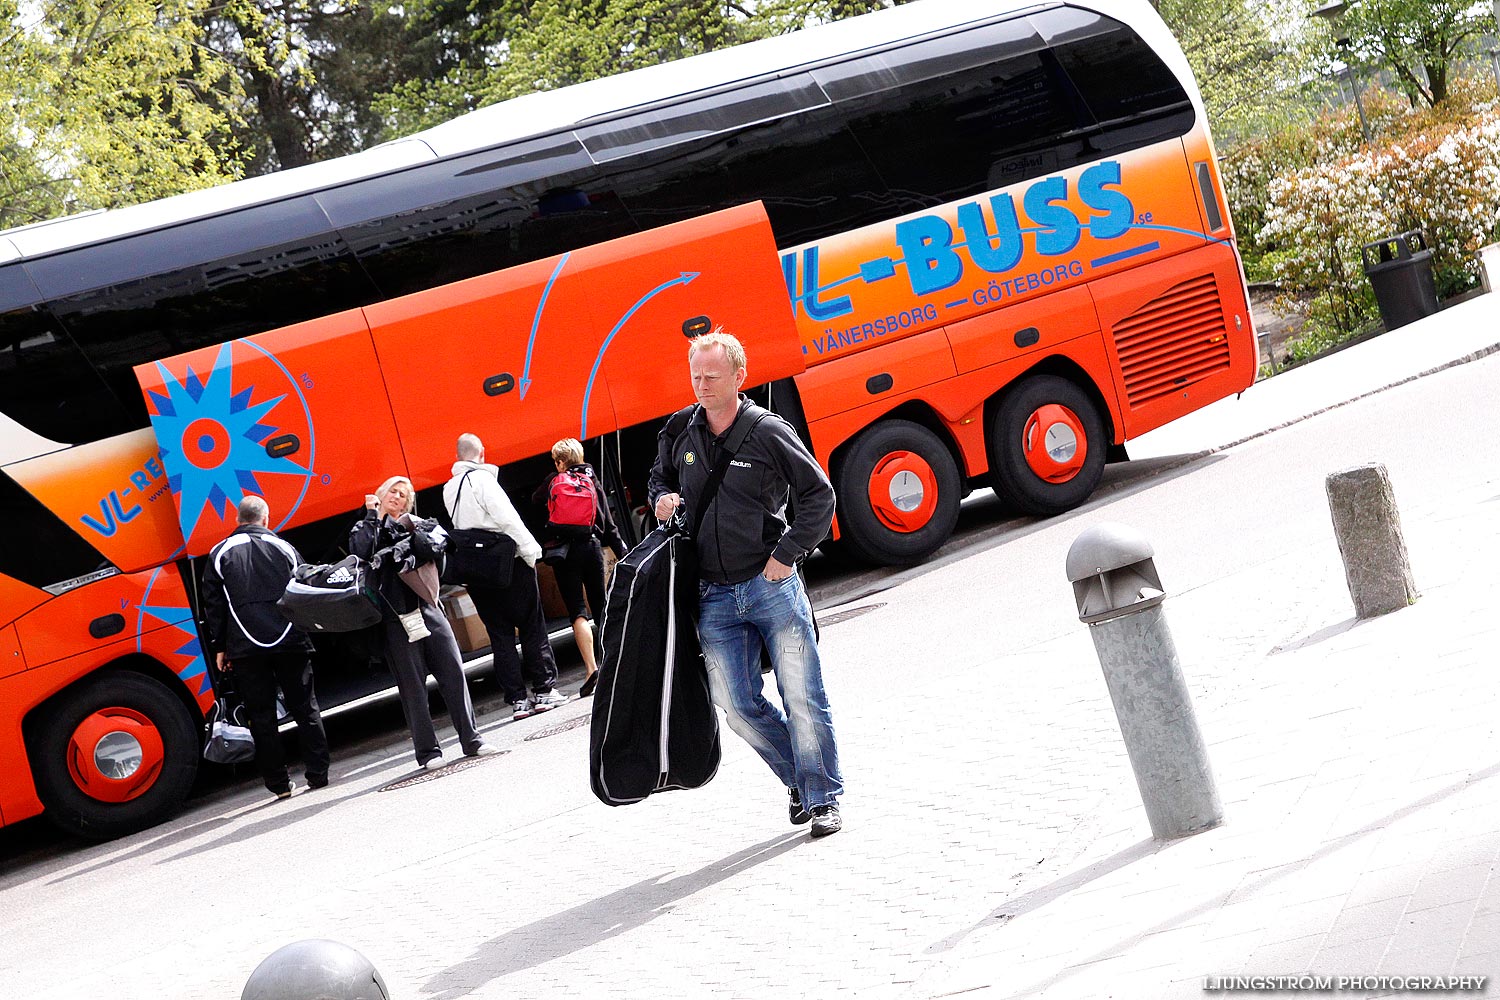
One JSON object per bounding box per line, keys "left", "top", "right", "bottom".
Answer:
{"left": 444, "top": 434, "right": 568, "bottom": 719}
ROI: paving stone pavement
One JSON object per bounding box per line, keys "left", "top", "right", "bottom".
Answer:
{"left": 2, "top": 308, "right": 1499, "bottom": 1000}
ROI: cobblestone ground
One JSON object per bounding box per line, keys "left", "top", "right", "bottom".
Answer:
{"left": 2, "top": 354, "right": 1497, "bottom": 1000}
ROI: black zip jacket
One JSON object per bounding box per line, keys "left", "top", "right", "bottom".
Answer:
{"left": 648, "top": 397, "right": 835, "bottom": 585}
{"left": 202, "top": 524, "right": 313, "bottom": 659}
{"left": 348, "top": 510, "right": 445, "bottom": 618}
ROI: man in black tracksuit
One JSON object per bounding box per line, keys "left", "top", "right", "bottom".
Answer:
{"left": 202, "top": 495, "right": 330, "bottom": 798}
{"left": 649, "top": 329, "right": 844, "bottom": 837}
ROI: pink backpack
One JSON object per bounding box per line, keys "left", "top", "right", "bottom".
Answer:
{"left": 548, "top": 469, "right": 597, "bottom": 536}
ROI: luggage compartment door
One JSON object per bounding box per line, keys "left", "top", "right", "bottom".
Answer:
{"left": 134, "top": 310, "right": 405, "bottom": 556}
{"left": 366, "top": 202, "right": 805, "bottom": 487}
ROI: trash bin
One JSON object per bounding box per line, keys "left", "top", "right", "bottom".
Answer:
{"left": 1361, "top": 229, "right": 1438, "bottom": 331}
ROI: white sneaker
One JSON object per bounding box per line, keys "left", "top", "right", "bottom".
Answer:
{"left": 466, "top": 743, "right": 500, "bottom": 757}
{"left": 512, "top": 699, "right": 534, "bottom": 719}
{"left": 531, "top": 689, "right": 569, "bottom": 712}
{"left": 422, "top": 756, "right": 446, "bottom": 771}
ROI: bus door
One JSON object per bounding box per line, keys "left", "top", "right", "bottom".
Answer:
{"left": 133, "top": 309, "right": 407, "bottom": 556}
{"left": 365, "top": 202, "right": 806, "bottom": 489}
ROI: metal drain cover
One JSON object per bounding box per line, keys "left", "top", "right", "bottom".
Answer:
{"left": 378, "top": 750, "right": 508, "bottom": 792}
{"left": 524, "top": 714, "right": 591, "bottom": 741}
{"left": 818, "top": 603, "right": 886, "bottom": 627}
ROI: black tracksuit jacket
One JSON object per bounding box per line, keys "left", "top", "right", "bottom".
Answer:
{"left": 648, "top": 397, "right": 835, "bottom": 585}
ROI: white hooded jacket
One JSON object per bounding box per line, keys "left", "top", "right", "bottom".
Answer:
{"left": 442, "top": 461, "right": 542, "bottom": 567}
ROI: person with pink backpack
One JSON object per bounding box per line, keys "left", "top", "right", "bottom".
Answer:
{"left": 534, "top": 438, "right": 627, "bottom": 697}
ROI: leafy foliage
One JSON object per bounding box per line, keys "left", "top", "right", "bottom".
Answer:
{"left": 1, "top": 0, "right": 244, "bottom": 228}
{"left": 1325, "top": 0, "right": 1495, "bottom": 108}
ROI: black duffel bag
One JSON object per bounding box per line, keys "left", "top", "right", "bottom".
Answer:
{"left": 443, "top": 528, "right": 516, "bottom": 588}
{"left": 442, "top": 472, "right": 516, "bottom": 588}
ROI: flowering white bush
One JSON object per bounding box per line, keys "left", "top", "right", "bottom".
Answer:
{"left": 1258, "top": 106, "right": 1500, "bottom": 336}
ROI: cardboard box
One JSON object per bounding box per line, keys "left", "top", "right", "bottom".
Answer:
{"left": 536, "top": 562, "right": 568, "bottom": 621}
{"left": 440, "top": 588, "right": 494, "bottom": 655}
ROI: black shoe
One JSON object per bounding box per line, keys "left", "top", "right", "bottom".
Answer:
{"left": 788, "top": 787, "right": 810, "bottom": 825}
{"left": 579, "top": 673, "right": 599, "bottom": 698}
{"left": 306, "top": 772, "right": 329, "bottom": 790}
{"left": 809, "top": 803, "right": 842, "bottom": 838}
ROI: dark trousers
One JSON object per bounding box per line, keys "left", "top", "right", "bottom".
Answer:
{"left": 381, "top": 606, "right": 483, "bottom": 765}
{"left": 233, "top": 648, "right": 330, "bottom": 793}
{"left": 553, "top": 537, "right": 608, "bottom": 664}
{"left": 468, "top": 559, "right": 558, "bottom": 702}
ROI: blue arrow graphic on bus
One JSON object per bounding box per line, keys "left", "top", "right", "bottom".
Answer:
{"left": 579, "top": 271, "right": 699, "bottom": 438}
{"left": 520, "top": 252, "right": 570, "bottom": 400}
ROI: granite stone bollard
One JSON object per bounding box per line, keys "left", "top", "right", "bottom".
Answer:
{"left": 1066, "top": 523, "right": 1222, "bottom": 841}
{"left": 1325, "top": 463, "right": 1418, "bottom": 619}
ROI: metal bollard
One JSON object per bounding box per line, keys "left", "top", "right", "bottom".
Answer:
{"left": 242, "top": 939, "right": 390, "bottom": 1000}
{"left": 1066, "top": 523, "right": 1222, "bottom": 841}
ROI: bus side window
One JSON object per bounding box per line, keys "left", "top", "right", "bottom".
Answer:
{"left": 0, "top": 471, "right": 111, "bottom": 591}
{"left": 26, "top": 197, "right": 378, "bottom": 434}
{"left": 316, "top": 135, "right": 639, "bottom": 299}
{"left": 0, "top": 263, "right": 132, "bottom": 446}
{"left": 813, "top": 18, "right": 1089, "bottom": 213}
{"left": 590, "top": 78, "right": 891, "bottom": 248}
{"left": 1031, "top": 8, "right": 1195, "bottom": 151}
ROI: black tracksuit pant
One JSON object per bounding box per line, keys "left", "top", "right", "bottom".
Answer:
{"left": 467, "top": 559, "right": 558, "bottom": 703}
{"left": 233, "top": 648, "right": 330, "bottom": 793}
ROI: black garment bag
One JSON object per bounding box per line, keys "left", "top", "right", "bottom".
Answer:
{"left": 588, "top": 405, "right": 766, "bottom": 806}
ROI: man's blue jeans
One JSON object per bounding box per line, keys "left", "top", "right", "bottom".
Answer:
{"left": 697, "top": 573, "right": 842, "bottom": 808}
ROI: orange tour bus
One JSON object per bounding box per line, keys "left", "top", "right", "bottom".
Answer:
{"left": 0, "top": 0, "right": 1255, "bottom": 837}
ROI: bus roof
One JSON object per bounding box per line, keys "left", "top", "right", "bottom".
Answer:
{"left": 2, "top": 0, "right": 1187, "bottom": 262}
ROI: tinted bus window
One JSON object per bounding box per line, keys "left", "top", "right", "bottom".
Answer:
{"left": 1037, "top": 8, "right": 1194, "bottom": 130}
{"left": 0, "top": 263, "right": 133, "bottom": 443}
{"left": 578, "top": 75, "right": 829, "bottom": 162}
{"left": 26, "top": 197, "right": 377, "bottom": 436}
{"left": 815, "top": 18, "right": 1091, "bottom": 212}
{"left": 0, "top": 471, "right": 112, "bottom": 588}
{"left": 598, "top": 94, "right": 893, "bottom": 248}
{"left": 317, "top": 136, "right": 638, "bottom": 297}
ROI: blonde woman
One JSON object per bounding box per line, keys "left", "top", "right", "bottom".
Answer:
{"left": 349, "top": 475, "right": 495, "bottom": 769}
{"left": 532, "top": 438, "right": 626, "bottom": 697}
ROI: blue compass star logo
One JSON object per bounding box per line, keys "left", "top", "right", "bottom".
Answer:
{"left": 146, "top": 342, "right": 308, "bottom": 544}
{"left": 134, "top": 567, "right": 210, "bottom": 700}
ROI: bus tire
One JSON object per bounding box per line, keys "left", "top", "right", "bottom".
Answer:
{"left": 30, "top": 671, "right": 199, "bottom": 840}
{"left": 835, "top": 419, "right": 961, "bottom": 566}
{"left": 989, "top": 375, "right": 1106, "bottom": 516}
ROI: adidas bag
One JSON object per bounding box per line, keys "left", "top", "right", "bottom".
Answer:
{"left": 547, "top": 469, "right": 597, "bottom": 537}
{"left": 276, "top": 555, "right": 383, "bottom": 633}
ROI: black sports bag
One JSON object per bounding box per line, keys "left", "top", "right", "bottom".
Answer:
{"left": 276, "top": 555, "right": 384, "bottom": 633}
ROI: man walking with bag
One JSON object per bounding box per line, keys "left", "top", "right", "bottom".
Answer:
{"left": 648, "top": 330, "right": 844, "bottom": 837}
{"left": 202, "top": 495, "right": 330, "bottom": 799}
{"left": 445, "top": 433, "right": 568, "bottom": 719}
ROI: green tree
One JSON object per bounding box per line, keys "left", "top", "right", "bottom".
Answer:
{"left": 375, "top": 0, "right": 905, "bottom": 139}
{"left": 1156, "top": 0, "right": 1319, "bottom": 144}
{"left": 1330, "top": 0, "right": 1493, "bottom": 107}
{"left": 0, "top": 0, "right": 244, "bottom": 229}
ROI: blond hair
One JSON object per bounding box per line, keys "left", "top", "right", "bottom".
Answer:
{"left": 375, "top": 475, "right": 417, "bottom": 515}
{"left": 550, "top": 438, "right": 585, "bottom": 467}
{"left": 688, "top": 327, "right": 746, "bottom": 371}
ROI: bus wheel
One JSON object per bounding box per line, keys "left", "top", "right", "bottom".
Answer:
{"left": 836, "top": 420, "right": 961, "bottom": 566}
{"left": 31, "top": 671, "right": 198, "bottom": 840}
{"left": 989, "top": 375, "right": 1106, "bottom": 516}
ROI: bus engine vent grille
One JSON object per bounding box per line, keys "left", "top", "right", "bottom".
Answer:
{"left": 1111, "top": 274, "right": 1231, "bottom": 407}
